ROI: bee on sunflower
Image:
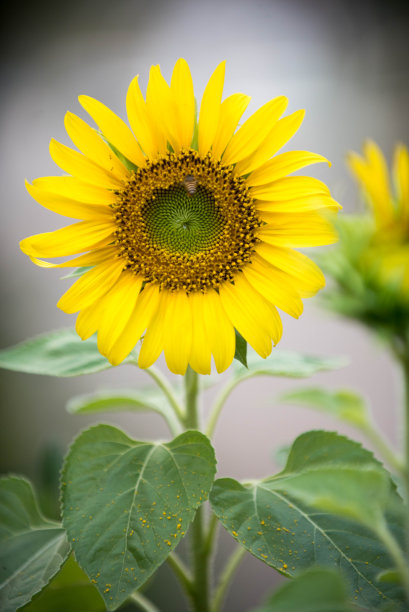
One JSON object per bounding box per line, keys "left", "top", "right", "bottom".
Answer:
{"left": 21, "top": 59, "right": 339, "bottom": 375}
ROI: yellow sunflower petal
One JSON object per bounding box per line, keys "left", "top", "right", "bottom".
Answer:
{"left": 57, "top": 258, "right": 124, "bottom": 314}
{"left": 220, "top": 275, "right": 277, "bottom": 358}
{"left": 49, "top": 139, "right": 123, "bottom": 189}
{"left": 250, "top": 176, "right": 330, "bottom": 201}
{"left": 138, "top": 290, "right": 168, "bottom": 369}
{"left": 29, "top": 246, "right": 115, "bottom": 269}
{"left": 32, "top": 176, "right": 117, "bottom": 204}
{"left": 76, "top": 297, "right": 107, "bottom": 340}
{"left": 20, "top": 220, "right": 114, "bottom": 258}
{"left": 255, "top": 193, "right": 341, "bottom": 218}
{"left": 25, "top": 180, "right": 112, "bottom": 220}
{"left": 146, "top": 65, "right": 180, "bottom": 153}
{"left": 189, "top": 292, "right": 211, "bottom": 375}
{"left": 243, "top": 254, "right": 303, "bottom": 318}
{"left": 222, "top": 96, "right": 288, "bottom": 167}
{"left": 235, "top": 109, "right": 305, "bottom": 176}
{"left": 126, "top": 75, "right": 166, "bottom": 158}
{"left": 211, "top": 93, "right": 251, "bottom": 160}
{"left": 364, "top": 139, "right": 391, "bottom": 202}
{"left": 348, "top": 141, "right": 393, "bottom": 228}
{"left": 202, "top": 290, "right": 235, "bottom": 373}
{"left": 256, "top": 243, "right": 325, "bottom": 298}
{"left": 163, "top": 290, "right": 193, "bottom": 375}
{"left": 171, "top": 58, "right": 195, "bottom": 150}
{"left": 246, "top": 150, "right": 330, "bottom": 187}
{"left": 198, "top": 61, "right": 226, "bottom": 156}
{"left": 109, "top": 283, "right": 161, "bottom": 366}
{"left": 97, "top": 273, "right": 143, "bottom": 356}
{"left": 64, "top": 112, "right": 130, "bottom": 180}
{"left": 256, "top": 194, "right": 340, "bottom": 214}
{"left": 394, "top": 144, "right": 409, "bottom": 225}
{"left": 259, "top": 212, "right": 338, "bottom": 247}
{"left": 78, "top": 95, "right": 145, "bottom": 168}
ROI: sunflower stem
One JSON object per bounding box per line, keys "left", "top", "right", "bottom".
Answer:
{"left": 206, "top": 372, "right": 254, "bottom": 438}
{"left": 184, "top": 367, "right": 210, "bottom": 612}
{"left": 376, "top": 519, "right": 409, "bottom": 604}
{"left": 401, "top": 349, "right": 409, "bottom": 559}
{"left": 166, "top": 552, "right": 194, "bottom": 598}
{"left": 130, "top": 591, "right": 161, "bottom": 612}
{"left": 184, "top": 366, "right": 200, "bottom": 429}
{"left": 145, "top": 365, "right": 185, "bottom": 425}
{"left": 210, "top": 545, "right": 246, "bottom": 612}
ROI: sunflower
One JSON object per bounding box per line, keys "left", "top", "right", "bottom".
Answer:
{"left": 348, "top": 141, "right": 409, "bottom": 300}
{"left": 20, "top": 59, "right": 339, "bottom": 375}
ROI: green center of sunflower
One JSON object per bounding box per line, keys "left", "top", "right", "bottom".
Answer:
{"left": 114, "top": 150, "right": 261, "bottom": 293}
{"left": 142, "top": 183, "right": 223, "bottom": 254}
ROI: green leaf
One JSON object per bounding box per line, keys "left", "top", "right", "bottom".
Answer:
{"left": 66, "top": 388, "right": 181, "bottom": 433}
{"left": 234, "top": 330, "right": 248, "bottom": 368}
{"left": 267, "top": 430, "right": 392, "bottom": 528}
{"left": 271, "top": 465, "right": 388, "bottom": 527}
{"left": 61, "top": 266, "right": 93, "bottom": 279}
{"left": 0, "top": 329, "right": 137, "bottom": 377}
{"left": 61, "top": 425, "right": 216, "bottom": 610}
{"left": 103, "top": 133, "right": 139, "bottom": 173}
{"left": 233, "top": 350, "right": 346, "bottom": 379}
{"left": 281, "top": 387, "right": 369, "bottom": 427}
{"left": 210, "top": 431, "right": 405, "bottom": 611}
{"left": 0, "top": 476, "right": 70, "bottom": 612}
{"left": 254, "top": 567, "right": 353, "bottom": 612}
{"left": 22, "top": 556, "right": 105, "bottom": 612}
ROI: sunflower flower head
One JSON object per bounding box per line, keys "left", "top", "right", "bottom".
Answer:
{"left": 319, "top": 141, "right": 409, "bottom": 344}
{"left": 348, "top": 141, "right": 409, "bottom": 293}
{"left": 21, "top": 59, "right": 339, "bottom": 375}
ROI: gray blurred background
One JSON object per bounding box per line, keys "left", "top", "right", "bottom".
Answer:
{"left": 1, "top": 0, "right": 409, "bottom": 609}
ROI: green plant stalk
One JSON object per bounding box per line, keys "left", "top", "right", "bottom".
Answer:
{"left": 358, "top": 421, "right": 404, "bottom": 474}
{"left": 210, "top": 545, "right": 246, "bottom": 612}
{"left": 376, "top": 519, "right": 409, "bottom": 603}
{"left": 206, "top": 372, "right": 254, "bottom": 437}
{"left": 145, "top": 365, "right": 185, "bottom": 425}
{"left": 185, "top": 367, "right": 209, "bottom": 612}
{"left": 402, "top": 352, "right": 409, "bottom": 558}
{"left": 166, "top": 552, "right": 194, "bottom": 597}
{"left": 130, "top": 590, "right": 161, "bottom": 612}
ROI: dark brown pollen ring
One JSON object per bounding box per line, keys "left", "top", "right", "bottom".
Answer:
{"left": 113, "top": 150, "right": 262, "bottom": 293}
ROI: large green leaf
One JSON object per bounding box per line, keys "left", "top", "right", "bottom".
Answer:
{"left": 253, "top": 567, "right": 353, "bottom": 612}
{"left": 22, "top": 556, "right": 105, "bottom": 612}
{"left": 61, "top": 425, "right": 216, "bottom": 610}
{"left": 211, "top": 431, "right": 406, "bottom": 611}
{"left": 0, "top": 329, "right": 137, "bottom": 377}
{"left": 0, "top": 477, "right": 70, "bottom": 612}
{"left": 233, "top": 350, "right": 346, "bottom": 379}
{"left": 280, "top": 387, "right": 369, "bottom": 428}
{"left": 265, "top": 430, "right": 396, "bottom": 528}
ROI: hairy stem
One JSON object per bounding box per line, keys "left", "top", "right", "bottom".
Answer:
{"left": 377, "top": 520, "right": 409, "bottom": 604}
{"left": 145, "top": 365, "right": 185, "bottom": 425}
{"left": 402, "top": 352, "right": 409, "bottom": 559}
{"left": 360, "top": 422, "right": 404, "bottom": 474}
{"left": 166, "top": 552, "right": 194, "bottom": 597}
{"left": 184, "top": 367, "right": 209, "bottom": 611}
{"left": 206, "top": 373, "right": 254, "bottom": 438}
{"left": 130, "top": 591, "right": 161, "bottom": 612}
{"left": 211, "top": 546, "right": 246, "bottom": 612}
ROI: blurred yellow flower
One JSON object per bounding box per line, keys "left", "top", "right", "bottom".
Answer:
{"left": 21, "top": 59, "right": 338, "bottom": 375}
{"left": 348, "top": 141, "right": 409, "bottom": 299}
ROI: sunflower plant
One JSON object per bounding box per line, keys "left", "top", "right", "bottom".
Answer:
{"left": 0, "top": 61, "right": 407, "bottom": 612}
